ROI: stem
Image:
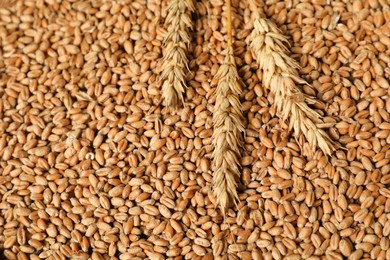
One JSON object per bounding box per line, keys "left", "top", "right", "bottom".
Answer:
{"left": 226, "top": 0, "right": 232, "bottom": 45}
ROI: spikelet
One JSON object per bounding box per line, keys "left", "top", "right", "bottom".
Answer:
{"left": 249, "top": 0, "right": 336, "bottom": 155}
{"left": 160, "top": 0, "right": 194, "bottom": 109}
{"left": 212, "top": 43, "right": 245, "bottom": 215}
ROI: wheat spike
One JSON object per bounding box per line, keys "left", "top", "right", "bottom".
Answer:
{"left": 248, "top": 0, "right": 336, "bottom": 156}
{"left": 212, "top": 0, "right": 245, "bottom": 216}
{"left": 212, "top": 44, "right": 245, "bottom": 216}
{"left": 160, "top": 0, "right": 194, "bottom": 109}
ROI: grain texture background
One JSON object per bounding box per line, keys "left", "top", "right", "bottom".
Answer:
{"left": 0, "top": 0, "right": 390, "bottom": 259}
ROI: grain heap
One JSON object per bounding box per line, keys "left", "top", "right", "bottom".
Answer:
{"left": 0, "top": 0, "right": 390, "bottom": 260}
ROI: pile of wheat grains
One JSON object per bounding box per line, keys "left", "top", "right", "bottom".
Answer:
{"left": 0, "top": 0, "right": 389, "bottom": 259}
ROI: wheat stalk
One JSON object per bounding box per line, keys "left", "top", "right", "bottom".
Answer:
{"left": 248, "top": 0, "right": 336, "bottom": 156}
{"left": 212, "top": 0, "right": 244, "bottom": 215}
{"left": 160, "top": 0, "right": 194, "bottom": 109}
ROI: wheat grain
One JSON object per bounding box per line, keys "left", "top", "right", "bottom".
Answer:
{"left": 0, "top": 0, "right": 16, "bottom": 8}
{"left": 248, "top": 0, "right": 336, "bottom": 156}
{"left": 160, "top": 0, "right": 194, "bottom": 109}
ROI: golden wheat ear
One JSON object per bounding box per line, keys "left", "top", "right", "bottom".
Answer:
{"left": 248, "top": 0, "right": 336, "bottom": 156}
{"left": 0, "top": 0, "right": 17, "bottom": 8}
{"left": 212, "top": 44, "right": 245, "bottom": 216}
{"left": 160, "top": 0, "right": 194, "bottom": 109}
{"left": 212, "top": 0, "right": 245, "bottom": 216}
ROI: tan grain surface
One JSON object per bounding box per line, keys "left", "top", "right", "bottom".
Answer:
{"left": 0, "top": 0, "right": 390, "bottom": 259}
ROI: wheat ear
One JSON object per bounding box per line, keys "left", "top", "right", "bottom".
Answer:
{"left": 248, "top": 0, "right": 336, "bottom": 156}
{"left": 160, "top": 0, "right": 194, "bottom": 109}
{"left": 212, "top": 0, "right": 244, "bottom": 215}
